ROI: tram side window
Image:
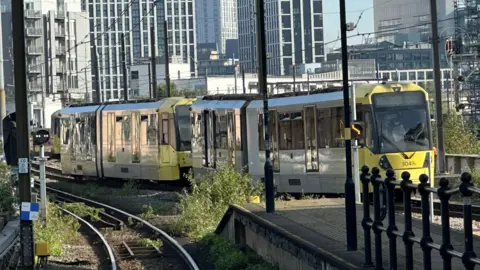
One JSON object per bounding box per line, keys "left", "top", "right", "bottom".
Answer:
{"left": 147, "top": 114, "right": 157, "bottom": 145}
{"left": 215, "top": 115, "right": 227, "bottom": 149}
{"left": 364, "top": 111, "right": 374, "bottom": 148}
{"left": 90, "top": 115, "right": 96, "bottom": 146}
{"left": 161, "top": 114, "right": 169, "bottom": 145}
{"left": 317, "top": 108, "right": 344, "bottom": 148}
{"left": 61, "top": 119, "right": 71, "bottom": 145}
{"left": 279, "top": 112, "right": 304, "bottom": 150}
{"left": 258, "top": 113, "right": 265, "bottom": 151}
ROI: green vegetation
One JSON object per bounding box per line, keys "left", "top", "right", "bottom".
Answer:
{"left": 0, "top": 163, "right": 16, "bottom": 216}
{"left": 432, "top": 111, "right": 480, "bottom": 154}
{"left": 201, "top": 233, "right": 277, "bottom": 270}
{"left": 34, "top": 202, "right": 81, "bottom": 256}
{"left": 174, "top": 165, "right": 262, "bottom": 238}
{"left": 136, "top": 238, "right": 163, "bottom": 248}
{"left": 61, "top": 202, "right": 101, "bottom": 222}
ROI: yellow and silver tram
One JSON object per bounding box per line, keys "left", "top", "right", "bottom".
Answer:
{"left": 190, "top": 82, "right": 434, "bottom": 195}
{"left": 57, "top": 97, "right": 194, "bottom": 182}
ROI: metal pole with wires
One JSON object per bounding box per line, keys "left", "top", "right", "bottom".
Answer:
{"left": 256, "top": 0, "right": 274, "bottom": 213}
{"left": 340, "top": 0, "right": 357, "bottom": 251}
{"left": 163, "top": 21, "right": 171, "bottom": 97}
{"left": 121, "top": 33, "right": 128, "bottom": 101}
{"left": 430, "top": 0, "right": 446, "bottom": 173}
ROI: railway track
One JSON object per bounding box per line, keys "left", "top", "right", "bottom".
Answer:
{"left": 32, "top": 180, "right": 199, "bottom": 270}
{"left": 55, "top": 206, "right": 117, "bottom": 270}
{"left": 31, "top": 162, "right": 188, "bottom": 192}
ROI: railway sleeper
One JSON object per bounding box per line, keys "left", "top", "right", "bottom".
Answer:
{"left": 117, "top": 241, "right": 163, "bottom": 260}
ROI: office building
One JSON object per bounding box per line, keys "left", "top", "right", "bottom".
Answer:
{"left": 373, "top": 0, "right": 454, "bottom": 44}
{"left": 196, "top": 0, "right": 238, "bottom": 55}
{"left": 237, "top": 0, "right": 324, "bottom": 75}
{"left": 327, "top": 41, "right": 448, "bottom": 70}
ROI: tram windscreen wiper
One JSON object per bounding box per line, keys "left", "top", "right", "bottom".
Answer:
{"left": 380, "top": 133, "right": 409, "bottom": 159}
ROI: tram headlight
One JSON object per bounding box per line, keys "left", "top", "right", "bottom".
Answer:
{"left": 379, "top": 155, "right": 392, "bottom": 170}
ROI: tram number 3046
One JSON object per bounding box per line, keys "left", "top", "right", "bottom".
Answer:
{"left": 402, "top": 161, "right": 417, "bottom": 167}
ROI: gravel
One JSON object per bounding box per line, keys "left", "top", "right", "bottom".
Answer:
{"left": 48, "top": 231, "right": 99, "bottom": 269}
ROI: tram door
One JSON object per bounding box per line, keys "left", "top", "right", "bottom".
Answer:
{"left": 304, "top": 107, "right": 319, "bottom": 172}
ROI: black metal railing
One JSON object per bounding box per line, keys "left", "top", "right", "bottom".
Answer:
{"left": 360, "top": 165, "right": 480, "bottom": 270}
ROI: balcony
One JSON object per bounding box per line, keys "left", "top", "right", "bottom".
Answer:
{"left": 56, "top": 66, "right": 66, "bottom": 74}
{"left": 25, "top": 10, "right": 42, "bottom": 19}
{"left": 28, "top": 83, "right": 42, "bottom": 92}
{"left": 55, "top": 28, "right": 65, "bottom": 37}
{"left": 27, "top": 46, "right": 43, "bottom": 55}
{"left": 27, "top": 66, "right": 41, "bottom": 74}
{"left": 55, "top": 46, "right": 66, "bottom": 55}
{"left": 26, "top": 27, "right": 42, "bottom": 37}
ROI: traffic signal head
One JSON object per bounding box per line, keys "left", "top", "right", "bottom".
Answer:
{"left": 351, "top": 122, "right": 364, "bottom": 140}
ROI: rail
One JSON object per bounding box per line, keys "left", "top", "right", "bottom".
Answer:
{"left": 35, "top": 182, "right": 199, "bottom": 270}
{"left": 0, "top": 235, "right": 19, "bottom": 269}
{"left": 58, "top": 207, "right": 117, "bottom": 270}
{"left": 360, "top": 166, "right": 479, "bottom": 269}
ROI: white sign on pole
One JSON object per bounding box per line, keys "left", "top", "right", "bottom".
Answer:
{"left": 18, "top": 158, "right": 29, "bottom": 174}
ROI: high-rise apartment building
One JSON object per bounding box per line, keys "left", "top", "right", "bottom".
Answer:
{"left": 84, "top": 0, "right": 196, "bottom": 101}
{"left": 165, "top": 0, "right": 197, "bottom": 76}
{"left": 237, "top": 0, "right": 324, "bottom": 76}
{"left": 1, "top": 0, "right": 91, "bottom": 128}
{"left": 373, "top": 0, "right": 454, "bottom": 44}
{"left": 196, "top": 0, "right": 237, "bottom": 55}
{"left": 85, "top": 0, "right": 164, "bottom": 101}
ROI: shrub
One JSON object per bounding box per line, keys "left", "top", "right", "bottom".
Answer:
{"left": 0, "top": 163, "right": 16, "bottom": 216}
{"left": 432, "top": 111, "right": 480, "bottom": 154}
{"left": 176, "top": 165, "right": 263, "bottom": 238}
{"left": 34, "top": 202, "right": 81, "bottom": 256}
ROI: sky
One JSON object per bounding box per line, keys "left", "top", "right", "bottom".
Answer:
{"left": 323, "top": 0, "right": 375, "bottom": 49}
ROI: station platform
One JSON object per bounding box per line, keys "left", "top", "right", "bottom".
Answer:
{"left": 216, "top": 198, "right": 479, "bottom": 270}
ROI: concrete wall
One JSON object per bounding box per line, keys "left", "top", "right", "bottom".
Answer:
{"left": 218, "top": 208, "right": 346, "bottom": 270}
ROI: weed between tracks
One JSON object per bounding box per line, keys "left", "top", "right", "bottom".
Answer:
{"left": 34, "top": 203, "right": 81, "bottom": 256}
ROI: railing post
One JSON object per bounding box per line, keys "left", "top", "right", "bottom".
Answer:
{"left": 385, "top": 169, "right": 398, "bottom": 270}
{"left": 400, "top": 171, "right": 415, "bottom": 270}
{"left": 437, "top": 177, "right": 453, "bottom": 270}
{"left": 459, "top": 172, "right": 477, "bottom": 270}
{"left": 418, "top": 174, "right": 433, "bottom": 270}
{"left": 360, "top": 165, "right": 374, "bottom": 267}
{"left": 371, "top": 167, "right": 383, "bottom": 270}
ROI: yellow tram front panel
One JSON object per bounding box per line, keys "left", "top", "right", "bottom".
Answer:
{"left": 355, "top": 82, "right": 434, "bottom": 193}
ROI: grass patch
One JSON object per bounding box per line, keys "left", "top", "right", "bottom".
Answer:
{"left": 136, "top": 238, "right": 163, "bottom": 248}
{"left": 174, "top": 165, "right": 263, "bottom": 238}
{"left": 34, "top": 202, "right": 81, "bottom": 256}
{"left": 201, "top": 233, "right": 277, "bottom": 270}
{"left": 61, "top": 202, "right": 101, "bottom": 222}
